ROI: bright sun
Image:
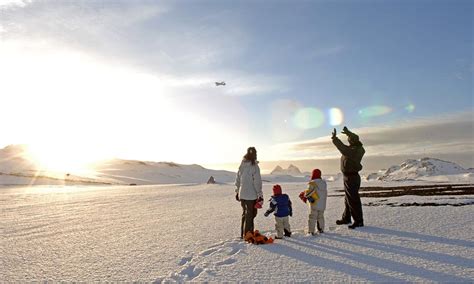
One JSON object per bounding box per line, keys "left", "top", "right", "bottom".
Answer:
{"left": 26, "top": 143, "right": 102, "bottom": 173}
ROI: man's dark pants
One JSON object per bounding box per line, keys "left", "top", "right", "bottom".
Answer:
{"left": 241, "top": 199, "right": 257, "bottom": 238}
{"left": 341, "top": 173, "right": 364, "bottom": 224}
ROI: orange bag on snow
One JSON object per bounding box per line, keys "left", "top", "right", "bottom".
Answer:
{"left": 244, "top": 230, "right": 274, "bottom": 245}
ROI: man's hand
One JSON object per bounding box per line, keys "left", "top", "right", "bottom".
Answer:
{"left": 341, "top": 126, "right": 349, "bottom": 135}
{"left": 235, "top": 193, "right": 240, "bottom": 201}
{"left": 331, "top": 128, "right": 337, "bottom": 139}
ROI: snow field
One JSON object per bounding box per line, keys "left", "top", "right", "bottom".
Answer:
{"left": 1, "top": 182, "right": 473, "bottom": 282}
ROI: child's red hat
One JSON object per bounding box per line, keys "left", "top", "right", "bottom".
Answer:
{"left": 311, "top": 169, "right": 321, "bottom": 180}
{"left": 273, "top": 184, "right": 282, "bottom": 195}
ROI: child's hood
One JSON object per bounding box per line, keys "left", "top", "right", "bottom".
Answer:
{"left": 272, "top": 184, "right": 282, "bottom": 195}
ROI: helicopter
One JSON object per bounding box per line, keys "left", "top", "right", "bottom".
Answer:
{"left": 215, "top": 81, "right": 226, "bottom": 86}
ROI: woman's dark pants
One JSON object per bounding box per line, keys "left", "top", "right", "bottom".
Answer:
{"left": 241, "top": 199, "right": 257, "bottom": 238}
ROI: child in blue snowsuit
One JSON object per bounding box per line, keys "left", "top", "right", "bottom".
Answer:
{"left": 264, "top": 184, "right": 292, "bottom": 239}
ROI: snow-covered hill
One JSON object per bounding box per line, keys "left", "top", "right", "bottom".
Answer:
{"left": 367, "top": 158, "right": 471, "bottom": 181}
{"left": 0, "top": 145, "right": 236, "bottom": 185}
{"left": 0, "top": 145, "right": 37, "bottom": 173}
{"left": 92, "top": 161, "right": 314, "bottom": 185}
{"left": 0, "top": 145, "right": 101, "bottom": 185}
{"left": 0, "top": 145, "right": 107, "bottom": 185}
{"left": 92, "top": 159, "right": 236, "bottom": 185}
{"left": 0, "top": 145, "right": 311, "bottom": 185}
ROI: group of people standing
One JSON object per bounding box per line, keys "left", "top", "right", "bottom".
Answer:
{"left": 234, "top": 126, "right": 365, "bottom": 239}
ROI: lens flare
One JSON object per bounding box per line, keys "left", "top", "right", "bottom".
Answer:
{"left": 328, "top": 108, "right": 344, "bottom": 126}
{"left": 358, "top": 105, "right": 392, "bottom": 118}
{"left": 270, "top": 99, "right": 304, "bottom": 141}
{"left": 293, "top": 108, "right": 325, "bottom": 129}
{"left": 405, "top": 104, "right": 415, "bottom": 113}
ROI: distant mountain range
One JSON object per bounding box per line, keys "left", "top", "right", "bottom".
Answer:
{"left": 270, "top": 164, "right": 308, "bottom": 176}
{"left": 0, "top": 145, "right": 472, "bottom": 185}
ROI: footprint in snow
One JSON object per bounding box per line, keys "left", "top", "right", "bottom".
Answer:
{"left": 226, "top": 246, "right": 241, "bottom": 256}
{"left": 168, "top": 239, "right": 244, "bottom": 281}
{"left": 178, "top": 256, "right": 193, "bottom": 266}
{"left": 167, "top": 265, "right": 204, "bottom": 282}
{"left": 178, "top": 264, "right": 203, "bottom": 280}
{"left": 200, "top": 240, "right": 242, "bottom": 257}
{"left": 216, "top": 258, "right": 237, "bottom": 266}
{"left": 199, "top": 247, "right": 219, "bottom": 256}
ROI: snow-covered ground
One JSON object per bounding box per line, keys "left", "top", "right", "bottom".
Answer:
{"left": 2, "top": 181, "right": 473, "bottom": 282}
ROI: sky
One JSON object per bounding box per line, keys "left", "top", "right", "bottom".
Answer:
{"left": 0, "top": 0, "right": 472, "bottom": 172}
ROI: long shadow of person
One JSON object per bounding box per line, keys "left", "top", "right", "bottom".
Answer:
{"left": 363, "top": 226, "right": 474, "bottom": 248}
{"left": 325, "top": 233, "right": 474, "bottom": 269}
{"left": 285, "top": 235, "right": 471, "bottom": 282}
{"left": 261, "top": 240, "right": 404, "bottom": 282}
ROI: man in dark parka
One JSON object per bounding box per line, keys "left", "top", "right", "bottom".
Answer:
{"left": 332, "top": 126, "right": 365, "bottom": 229}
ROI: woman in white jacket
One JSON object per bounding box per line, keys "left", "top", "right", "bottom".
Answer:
{"left": 235, "top": 147, "right": 263, "bottom": 239}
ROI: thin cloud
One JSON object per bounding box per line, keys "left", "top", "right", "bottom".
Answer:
{"left": 139, "top": 71, "right": 289, "bottom": 97}
{"left": 273, "top": 112, "right": 474, "bottom": 160}
{"left": 0, "top": 0, "right": 31, "bottom": 8}
{"left": 222, "top": 74, "right": 289, "bottom": 97}
{"left": 0, "top": 1, "right": 289, "bottom": 97}
{"left": 308, "top": 45, "right": 345, "bottom": 59}
{"left": 455, "top": 73, "right": 464, "bottom": 80}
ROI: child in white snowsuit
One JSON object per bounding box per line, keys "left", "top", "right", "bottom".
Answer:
{"left": 304, "top": 169, "right": 327, "bottom": 235}
{"left": 264, "top": 184, "right": 292, "bottom": 239}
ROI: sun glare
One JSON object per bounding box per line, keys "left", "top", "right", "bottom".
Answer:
{"left": 0, "top": 40, "right": 250, "bottom": 166}
{"left": 26, "top": 144, "right": 101, "bottom": 173}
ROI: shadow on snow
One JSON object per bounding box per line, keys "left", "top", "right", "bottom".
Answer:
{"left": 261, "top": 226, "right": 472, "bottom": 282}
